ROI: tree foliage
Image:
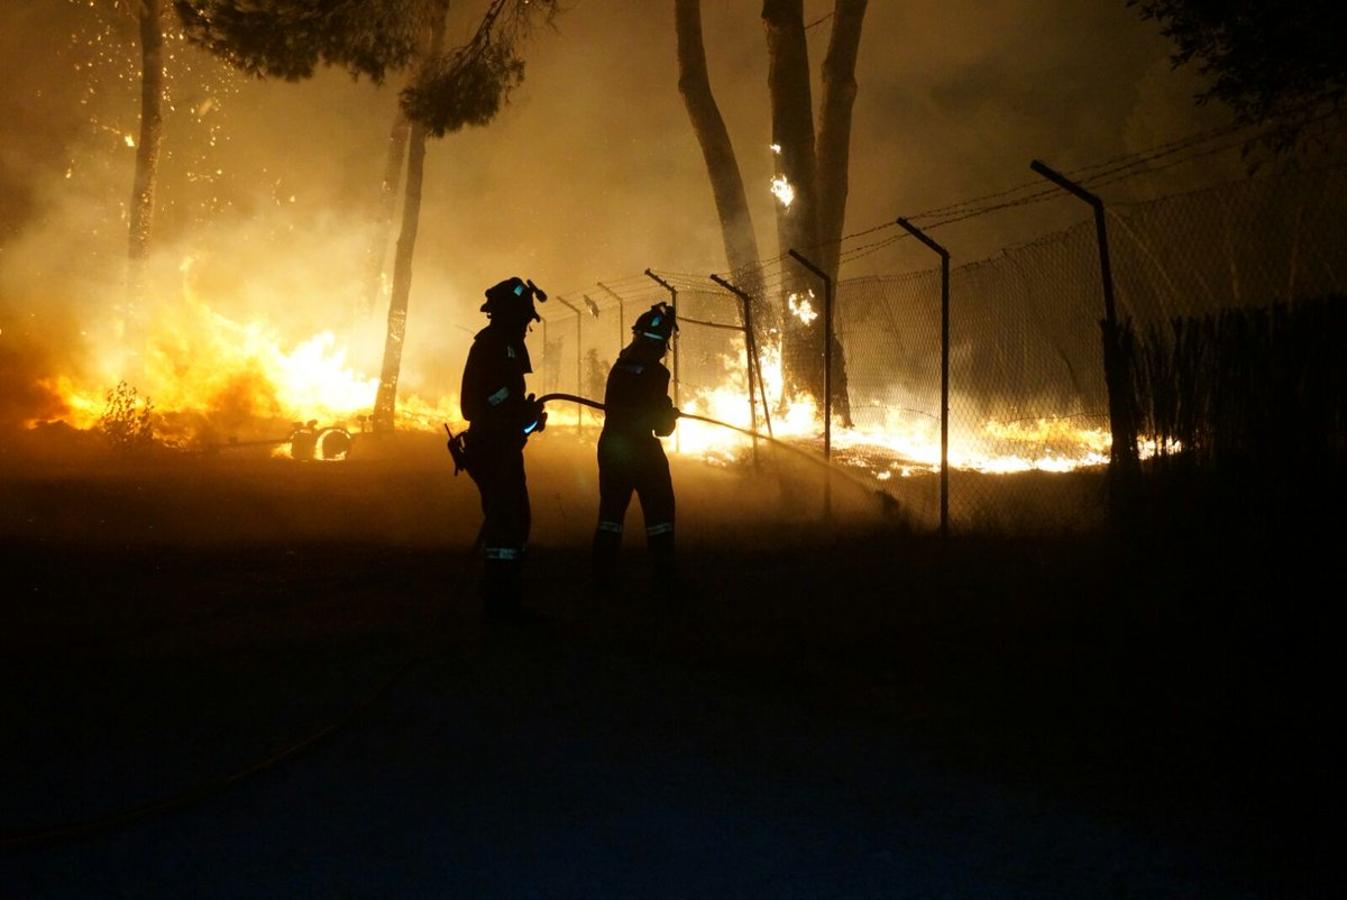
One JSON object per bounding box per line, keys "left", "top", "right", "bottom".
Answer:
{"left": 1131, "top": 0, "right": 1345, "bottom": 147}
{"left": 174, "top": 0, "right": 428, "bottom": 82}
{"left": 175, "top": 0, "right": 560, "bottom": 132}
{"left": 402, "top": 0, "right": 559, "bottom": 136}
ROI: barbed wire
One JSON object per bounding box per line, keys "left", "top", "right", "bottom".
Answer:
{"left": 557, "top": 111, "right": 1347, "bottom": 311}
{"left": 708, "top": 119, "right": 1261, "bottom": 281}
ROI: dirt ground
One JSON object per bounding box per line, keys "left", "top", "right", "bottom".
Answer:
{"left": 0, "top": 433, "right": 1333, "bottom": 897}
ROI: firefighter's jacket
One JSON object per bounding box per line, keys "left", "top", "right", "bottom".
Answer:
{"left": 602, "top": 347, "right": 677, "bottom": 439}
{"left": 461, "top": 325, "right": 538, "bottom": 449}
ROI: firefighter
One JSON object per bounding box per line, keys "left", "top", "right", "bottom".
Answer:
{"left": 593, "top": 302, "right": 679, "bottom": 589}
{"left": 459, "top": 276, "right": 548, "bottom": 622}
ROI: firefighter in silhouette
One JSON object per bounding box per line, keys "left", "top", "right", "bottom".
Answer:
{"left": 592, "top": 302, "right": 679, "bottom": 588}
{"left": 459, "top": 276, "right": 548, "bottom": 621}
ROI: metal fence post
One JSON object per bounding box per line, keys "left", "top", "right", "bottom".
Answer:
{"left": 555, "top": 295, "right": 583, "bottom": 429}
{"left": 897, "top": 218, "right": 951, "bottom": 542}
{"left": 644, "top": 269, "right": 680, "bottom": 452}
{"left": 787, "top": 249, "right": 834, "bottom": 518}
{"left": 539, "top": 316, "right": 549, "bottom": 393}
{"left": 1030, "top": 160, "right": 1141, "bottom": 512}
{"left": 709, "top": 273, "right": 770, "bottom": 467}
{"left": 583, "top": 292, "right": 602, "bottom": 400}
{"left": 597, "top": 281, "right": 625, "bottom": 357}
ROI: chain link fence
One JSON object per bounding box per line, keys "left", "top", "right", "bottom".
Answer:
{"left": 540, "top": 162, "right": 1347, "bottom": 534}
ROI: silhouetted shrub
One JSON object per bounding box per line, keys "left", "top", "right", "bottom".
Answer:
{"left": 97, "top": 381, "right": 156, "bottom": 451}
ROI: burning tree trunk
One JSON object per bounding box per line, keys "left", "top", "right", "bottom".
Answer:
{"left": 763, "top": 0, "right": 825, "bottom": 410}
{"left": 761, "top": 0, "right": 862, "bottom": 425}
{"left": 127, "top": 0, "right": 164, "bottom": 296}
{"left": 362, "top": 104, "right": 412, "bottom": 319}
{"left": 371, "top": 0, "right": 449, "bottom": 433}
{"left": 675, "top": 0, "right": 763, "bottom": 285}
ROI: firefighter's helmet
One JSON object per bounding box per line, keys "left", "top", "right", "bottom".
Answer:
{"left": 481, "top": 276, "right": 547, "bottom": 322}
{"left": 632, "top": 303, "right": 677, "bottom": 346}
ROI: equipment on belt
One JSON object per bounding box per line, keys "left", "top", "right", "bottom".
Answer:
{"left": 444, "top": 423, "right": 470, "bottom": 475}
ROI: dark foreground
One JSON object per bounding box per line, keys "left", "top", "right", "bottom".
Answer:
{"left": 0, "top": 441, "right": 1335, "bottom": 897}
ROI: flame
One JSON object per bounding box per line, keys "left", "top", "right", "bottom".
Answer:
{"left": 786, "top": 289, "right": 818, "bottom": 325}
{"left": 770, "top": 174, "right": 795, "bottom": 208}
{"left": 33, "top": 255, "right": 1146, "bottom": 480}
{"left": 663, "top": 339, "right": 1147, "bottom": 478}
{"left": 40, "top": 255, "right": 459, "bottom": 444}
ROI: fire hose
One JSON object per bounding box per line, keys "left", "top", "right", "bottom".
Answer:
{"left": 535, "top": 393, "right": 894, "bottom": 500}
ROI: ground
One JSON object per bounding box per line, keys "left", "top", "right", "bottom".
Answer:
{"left": 0, "top": 433, "right": 1332, "bottom": 897}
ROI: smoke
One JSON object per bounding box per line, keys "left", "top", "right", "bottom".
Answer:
{"left": 0, "top": 337, "right": 70, "bottom": 431}
{"left": 0, "top": 0, "right": 1217, "bottom": 436}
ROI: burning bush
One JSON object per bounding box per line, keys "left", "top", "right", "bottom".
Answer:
{"left": 97, "top": 381, "right": 157, "bottom": 451}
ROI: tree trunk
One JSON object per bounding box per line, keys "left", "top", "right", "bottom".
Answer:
{"left": 675, "top": 0, "right": 761, "bottom": 281}
{"left": 362, "top": 104, "right": 412, "bottom": 319}
{"left": 372, "top": 0, "right": 449, "bottom": 433}
{"left": 675, "top": 0, "right": 773, "bottom": 368}
{"left": 762, "top": 0, "right": 823, "bottom": 405}
{"left": 127, "top": 0, "right": 163, "bottom": 299}
{"left": 815, "top": 0, "right": 866, "bottom": 284}
{"left": 813, "top": 0, "right": 867, "bottom": 426}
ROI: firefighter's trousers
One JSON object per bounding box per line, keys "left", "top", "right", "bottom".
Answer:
{"left": 467, "top": 441, "right": 531, "bottom": 616}
{"left": 593, "top": 431, "right": 675, "bottom": 584}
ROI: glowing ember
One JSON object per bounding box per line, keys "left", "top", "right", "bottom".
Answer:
{"left": 769, "top": 174, "right": 795, "bottom": 208}
{"left": 787, "top": 290, "right": 818, "bottom": 325}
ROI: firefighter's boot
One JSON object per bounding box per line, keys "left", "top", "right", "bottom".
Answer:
{"left": 592, "top": 521, "right": 623, "bottom": 592}
{"left": 482, "top": 553, "right": 523, "bottom": 623}
{"left": 647, "top": 524, "right": 677, "bottom": 592}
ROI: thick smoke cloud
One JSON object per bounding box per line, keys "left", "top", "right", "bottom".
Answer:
{"left": 0, "top": 0, "right": 1218, "bottom": 431}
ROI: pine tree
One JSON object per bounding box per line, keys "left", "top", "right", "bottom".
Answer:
{"left": 174, "top": 0, "right": 561, "bottom": 431}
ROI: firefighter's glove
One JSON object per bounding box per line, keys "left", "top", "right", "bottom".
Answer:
{"left": 522, "top": 393, "right": 547, "bottom": 436}
{"left": 654, "top": 403, "right": 679, "bottom": 438}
